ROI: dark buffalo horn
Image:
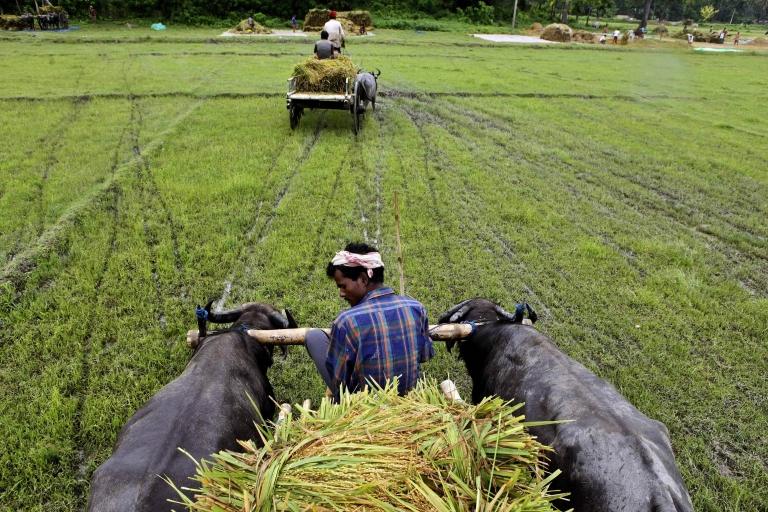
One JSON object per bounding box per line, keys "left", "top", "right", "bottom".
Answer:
{"left": 438, "top": 298, "right": 475, "bottom": 324}
{"left": 196, "top": 299, "right": 214, "bottom": 338}
{"left": 374, "top": 68, "right": 381, "bottom": 78}
{"left": 284, "top": 309, "right": 298, "bottom": 328}
{"left": 525, "top": 303, "right": 538, "bottom": 323}
{"left": 494, "top": 304, "right": 522, "bottom": 323}
{"left": 207, "top": 303, "right": 251, "bottom": 324}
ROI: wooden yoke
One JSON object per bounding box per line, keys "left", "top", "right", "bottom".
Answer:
{"left": 186, "top": 323, "right": 475, "bottom": 348}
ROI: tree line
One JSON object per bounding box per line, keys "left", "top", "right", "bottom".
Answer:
{"left": 1, "top": 0, "right": 766, "bottom": 25}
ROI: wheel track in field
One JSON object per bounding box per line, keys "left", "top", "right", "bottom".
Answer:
{"left": 70, "top": 61, "right": 232, "bottom": 506}
{"left": 302, "top": 144, "right": 357, "bottom": 282}
{"left": 0, "top": 92, "right": 207, "bottom": 299}
{"left": 350, "top": 121, "right": 382, "bottom": 247}
{"left": 70, "top": 182, "right": 122, "bottom": 507}
{"left": 430, "top": 97, "right": 647, "bottom": 277}
{"left": 393, "top": 99, "right": 633, "bottom": 357}
{"left": 34, "top": 65, "right": 88, "bottom": 239}
{"left": 69, "top": 116, "right": 130, "bottom": 507}
{"left": 4, "top": 76, "right": 86, "bottom": 265}
{"left": 429, "top": 97, "right": 768, "bottom": 298}
{"left": 212, "top": 127, "right": 292, "bottom": 310}
{"left": 367, "top": 110, "right": 388, "bottom": 247}
{"left": 219, "top": 115, "right": 325, "bottom": 308}
{"left": 400, "top": 104, "right": 466, "bottom": 305}
{"left": 458, "top": 96, "right": 768, "bottom": 248}
{"left": 553, "top": 96, "right": 768, "bottom": 224}
{"left": 397, "top": 99, "right": 554, "bottom": 318}
{"left": 128, "top": 96, "right": 169, "bottom": 333}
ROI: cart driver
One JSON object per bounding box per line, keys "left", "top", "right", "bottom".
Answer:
{"left": 314, "top": 30, "right": 334, "bottom": 59}
{"left": 323, "top": 11, "right": 345, "bottom": 55}
{"left": 305, "top": 243, "right": 434, "bottom": 401}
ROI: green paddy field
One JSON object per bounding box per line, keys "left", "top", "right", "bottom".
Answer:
{"left": 0, "top": 23, "right": 766, "bottom": 511}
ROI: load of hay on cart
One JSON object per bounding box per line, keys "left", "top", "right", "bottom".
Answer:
{"left": 286, "top": 56, "right": 376, "bottom": 134}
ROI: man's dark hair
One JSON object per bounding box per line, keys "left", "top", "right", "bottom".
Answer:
{"left": 320, "top": 29, "right": 329, "bottom": 39}
{"left": 326, "top": 242, "right": 384, "bottom": 283}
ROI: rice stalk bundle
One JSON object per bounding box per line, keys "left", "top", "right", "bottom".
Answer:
{"left": 171, "top": 380, "right": 568, "bottom": 511}
{"left": 230, "top": 19, "right": 271, "bottom": 34}
{"left": 292, "top": 56, "right": 357, "bottom": 94}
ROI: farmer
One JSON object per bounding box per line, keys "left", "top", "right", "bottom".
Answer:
{"left": 687, "top": 32, "right": 694, "bottom": 45}
{"left": 734, "top": 31, "right": 740, "bottom": 46}
{"left": 314, "top": 30, "right": 334, "bottom": 60}
{"left": 323, "top": 10, "right": 345, "bottom": 55}
{"left": 305, "top": 243, "right": 434, "bottom": 401}
{"left": 612, "top": 28, "right": 620, "bottom": 44}
{"left": 291, "top": 15, "right": 298, "bottom": 33}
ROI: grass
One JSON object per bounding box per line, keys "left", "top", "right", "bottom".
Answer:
{"left": 0, "top": 23, "right": 766, "bottom": 512}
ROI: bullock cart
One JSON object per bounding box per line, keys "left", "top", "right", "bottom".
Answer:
{"left": 286, "top": 76, "right": 366, "bottom": 134}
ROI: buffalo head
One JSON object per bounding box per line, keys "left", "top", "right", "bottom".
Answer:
{"left": 438, "top": 298, "right": 537, "bottom": 353}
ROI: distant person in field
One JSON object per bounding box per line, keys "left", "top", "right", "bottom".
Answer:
{"left": 599, "top": 33, "right": 606, "bottom": 44}
{"left": 734, "top": 31, "right": 740, "bottom": 45}
{"left": 314, "top": 30, "right": 334, "bottom": 59}
{"left": 291, "top": 15, "right": 298, "bottom": 33}
{"left": 612, "top": 29, "right": 620, "bottom": 44}
{"left": 89, "top": 4, "right": 96, "bottom": 22}
{"left": 304, "top": 242, "right": 434, "bottom": 401}
{"left": 687, "top": 32, "right": 694, "bottom": 45}
{"left": 627, "top": 29, "right": 635, "bottom": 41}
{"left": 323, "top": 10, "right": 345, "bottom": 55}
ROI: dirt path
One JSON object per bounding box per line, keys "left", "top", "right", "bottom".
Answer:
{"left": 472, "top": 34, "right": 555, "bottom": 44}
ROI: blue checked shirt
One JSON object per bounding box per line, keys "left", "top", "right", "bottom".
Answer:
{"left": 326, "top": 287, "right": 434, "bottom": 399}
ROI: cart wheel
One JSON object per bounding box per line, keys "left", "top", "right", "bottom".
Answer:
{"left": 290, "top": 106, "right": 302, "bottom": 130}
{"left": 353, "top": 81, "right": 361, "bottom": 134}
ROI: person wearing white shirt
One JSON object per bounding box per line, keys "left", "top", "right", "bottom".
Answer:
{"left": 323, "top": 11, "right": 345, "bottom": 54}
{"left": 612, "top": 29, "right": 620, "bottom": 44}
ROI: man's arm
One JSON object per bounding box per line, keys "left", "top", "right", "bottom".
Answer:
{"left": 325, "top": 322, "right": 356, "bottom": 399}
{"left": 418, "top": 306, "right": 435, "bottom": 363}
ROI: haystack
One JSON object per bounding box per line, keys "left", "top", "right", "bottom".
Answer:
{"left": 228, "top": 18, "right": 271, "bottom": 34}
{"left": 292, "top": 56, "right": 357, "bottom": 93}
{"left": 572, "top": 29, "right": 596, "bottom": 43}
{"left": 39, "top": 5, "right": 65, "bottom": 14}
{"left": 303, "top": 8, "right": 373, "bottom": 33}
{"left": 541, "top": 23, "right": 572, "bottom": 42}
{"left": 170, "top": 380, "right": 566, "bottom": 511}
{"left": 0, "top": 15, "right": 25, "bottom": 30}
{"left": 530, "top": 22, "right": 543, "bottom": 32}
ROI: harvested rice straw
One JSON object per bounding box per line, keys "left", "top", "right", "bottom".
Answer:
{"left": 169, "top": 380, "right": 569, "bottom": 511}
{"left": 292, "top": 56, "right": 358, "bottom": 93}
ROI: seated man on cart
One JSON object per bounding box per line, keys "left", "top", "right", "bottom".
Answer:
{"left": 314, "top": 30, "right": 334, "bottom": 60}
{"left": 305, "top": 243, "right": 434, "bottom": 401}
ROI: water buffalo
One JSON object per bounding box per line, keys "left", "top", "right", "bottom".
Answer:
{"left": 87, "top": 302, "right": 296, "bottom": 512}
{"left": 355, "top": 69, "right": 380, "bottom": 111}
{"left": 439, "top": 298, "right": 693, "bottom": 512}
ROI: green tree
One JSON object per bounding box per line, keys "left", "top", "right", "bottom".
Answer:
{"left": 699, "top": 3, "right": 718, "bottom": 21}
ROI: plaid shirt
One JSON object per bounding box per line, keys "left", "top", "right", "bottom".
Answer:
{"left": 326, "top": 287, "right": 434, "bottom": 399}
